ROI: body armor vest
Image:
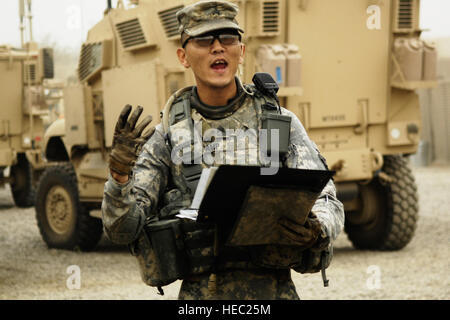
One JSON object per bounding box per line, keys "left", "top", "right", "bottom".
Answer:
{"left": 132, "top": 82, "right": 308, "bottom": 292}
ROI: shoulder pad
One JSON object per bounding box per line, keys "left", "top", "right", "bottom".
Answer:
{"left": 249, "top": 83, "right": 278, "bottom": 105}
{"left": 161, "top": 86, "right": 193, "bottom": 134}
{"left": 169, "top": 97, "right": 191, "bottom": 127}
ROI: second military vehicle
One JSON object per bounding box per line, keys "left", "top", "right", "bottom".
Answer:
{"left": 0, "top": 0, "right": 56, "bottom": 207}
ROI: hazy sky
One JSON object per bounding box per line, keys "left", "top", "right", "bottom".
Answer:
{"left": 0, "top": 0, "right": 449, "bottom": 48}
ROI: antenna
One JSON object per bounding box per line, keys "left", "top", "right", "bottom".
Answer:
{"left": 18, "top": 0, "right": 34, "bottom": 47}
{"left": 27, "top": 0, "right": 33, "bottom": 42}
{"left": 19, "top": 0, "right": 25, "bottom": 47}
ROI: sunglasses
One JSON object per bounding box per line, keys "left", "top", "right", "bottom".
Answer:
{"left": 182, "top": 33, "right": 241, "bottom": 48}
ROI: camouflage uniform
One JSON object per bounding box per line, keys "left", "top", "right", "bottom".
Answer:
{"left": 102, "top": 0, "right": 344, "bottom": 300}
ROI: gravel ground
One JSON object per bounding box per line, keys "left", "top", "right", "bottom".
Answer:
{"left": 0, "top": 165, "right": 449, "bottom": 300}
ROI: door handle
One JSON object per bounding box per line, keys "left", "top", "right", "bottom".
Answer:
{"left": 354, "top": 99, "right": 368, "bottom": 134}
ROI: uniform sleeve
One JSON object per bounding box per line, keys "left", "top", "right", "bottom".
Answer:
{"left": 101, "top": 127, "right": 171, "bottom": 244}
{"left": 282, "top": 109, "right": 345, "bottom": 242}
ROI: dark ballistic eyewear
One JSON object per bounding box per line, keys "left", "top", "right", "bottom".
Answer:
{"left": 182, "top": 33, "right": 241, "bottom": 48}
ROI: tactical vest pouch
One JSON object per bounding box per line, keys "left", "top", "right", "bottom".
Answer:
{"left": 261, "top": 104, "right": 291, "bottom": 157}
{"left": 133, "top": 231, "right": 171, "bottom": 288}
{"left": 249, "top": 245, "right": 304, "bottom": 269}
{"left": 145, "top": 219, "right": 188, "bottom": 283}
{"left": 133, "top": 218, "right": 216, "bottom": 288}
{"left": 133, "top": 219, "right": 188, "bottom": 288}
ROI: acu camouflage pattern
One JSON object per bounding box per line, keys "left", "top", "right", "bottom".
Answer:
{"left": 132, "top": 227, "right": 172, "bottom": 287}
{"left": 179, "top": 269, "right": 298, "bottom": 300}
{"left": 102, "top": 79, "right": 344, "bottom": 300}
{"left": 176, "top": 0, "right": 244, "bottom": 37}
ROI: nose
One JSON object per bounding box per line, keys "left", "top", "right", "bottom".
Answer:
{"left": 210, "top": 38, "right": 225, "bottom": 54}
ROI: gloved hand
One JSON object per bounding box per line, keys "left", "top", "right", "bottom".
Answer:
{"left": 295, "top": 245, "right": 333, "bottom": 274}
{"left": 109, "top": 104, "right": 155, "bottom": 177}
{"left": 278, "top": 212, "right": 324, "bottom": 249}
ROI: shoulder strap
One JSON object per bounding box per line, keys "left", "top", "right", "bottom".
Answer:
{"left": 245, "top": 83, "right": 279, "bottom": 114}
{"left": 161, "top": 86, "right": 194, "bottom": 135}
{"left": 161, "top": 86, "right": 203, "bottom": 196}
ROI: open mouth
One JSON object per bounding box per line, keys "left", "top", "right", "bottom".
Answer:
{"left": 211, "top": 59, "right": 228, "bottom": 71}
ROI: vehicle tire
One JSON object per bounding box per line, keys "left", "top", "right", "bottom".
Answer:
{"left": 345, "top": 155, "right": 419, "bottom": 250}
{"left": 10, "top": 154, "right": 35, "bottom": 208}
{"left": 35, "top": 163, "right": 103, "bottom": 251}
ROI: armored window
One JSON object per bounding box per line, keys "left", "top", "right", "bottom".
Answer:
{"left": 41, "top": 48, "right": 54, "bottom": 79}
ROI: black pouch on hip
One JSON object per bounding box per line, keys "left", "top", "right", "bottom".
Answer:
{"left": 143, "top": 218, "right": 188, "bottom": 285}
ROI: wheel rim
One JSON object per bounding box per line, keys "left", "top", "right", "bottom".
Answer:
{"left": 45, "top": 186, "right": 75, "bottom": 235}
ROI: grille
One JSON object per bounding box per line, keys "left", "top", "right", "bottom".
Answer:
{"left": 262, "top": 1, "right": 280, "bottom": 33}
{"left": 115, "top": 18, "right": 147, "bottom": 49}
{"left": 78, "top": 42, "right": 103, "bottom": 81}
{"left": 397, "top": 0, "right": 414, "bottom": 30}
{"left": 24, "top": 62, "right": 36, "bottom": 83}
{"left": 158, "top": 5, "right": 183, "bottom": 39}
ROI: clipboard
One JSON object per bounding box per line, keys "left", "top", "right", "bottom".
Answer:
{"left": 196, "top": 165, "right": 334, "bottom": 246}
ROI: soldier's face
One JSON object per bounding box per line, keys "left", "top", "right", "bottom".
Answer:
{"left": 177, "top": 30, "right": 245, "bottom": 90}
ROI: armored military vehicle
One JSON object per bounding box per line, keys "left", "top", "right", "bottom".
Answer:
{"left": 37, "top": 0, "right": 436, "bottom": 251}
{"left": 0, "top": 0, "right": 55, "bottom": 207}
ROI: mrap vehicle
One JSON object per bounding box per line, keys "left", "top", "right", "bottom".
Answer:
{"left": 0, "top": 0, "right": 55, "bottom": 208}
{"left": 36, "top": 0, "right": 436, "bottom": 251}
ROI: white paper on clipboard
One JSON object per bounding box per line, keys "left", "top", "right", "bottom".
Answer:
{"left": 176, "top": 167, "right": 218, "bottom": 221}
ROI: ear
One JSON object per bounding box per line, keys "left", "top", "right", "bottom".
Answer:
{"left": 177, "top": 48, "right": 190, "bottom": 68}
{"left": 239, "top": 43, "right": 246, "bottom": 65}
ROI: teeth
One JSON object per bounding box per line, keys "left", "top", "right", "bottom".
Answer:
{"left": 213, "top": 60, "right": 226, "bottom": 65}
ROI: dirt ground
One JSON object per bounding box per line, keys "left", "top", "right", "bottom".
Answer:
{"left": 0, "top": 165, "right": 448, "bottom": 300}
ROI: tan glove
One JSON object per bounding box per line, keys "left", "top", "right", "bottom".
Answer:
{"left": 109, "top": 104, "right": 155, "bottom": 176}
{"left": 278, "top": 212, "right": 324, "bottom": 249}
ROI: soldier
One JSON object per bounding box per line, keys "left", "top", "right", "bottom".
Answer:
{"left": 102, "top": 0, "right": 344, "bottom": 300}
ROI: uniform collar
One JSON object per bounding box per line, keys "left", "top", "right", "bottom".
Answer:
{"left": 190, "top": 77, "right": 249, "bottom": 120}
